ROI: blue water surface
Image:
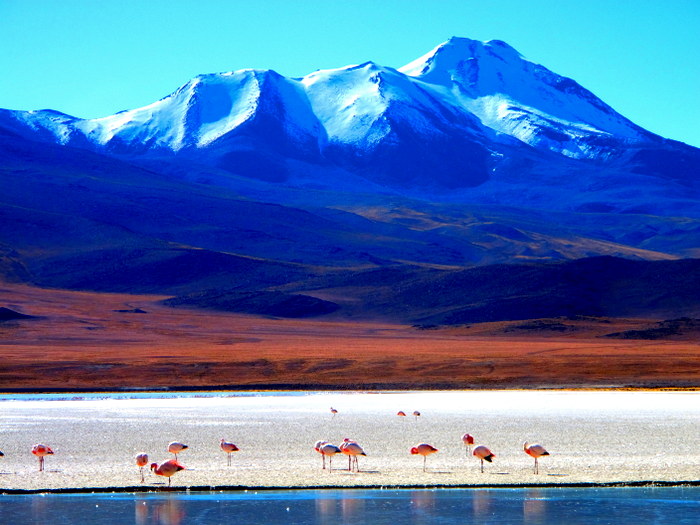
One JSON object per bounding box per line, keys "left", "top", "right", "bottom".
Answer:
{"left": 0, "top": 391, "right": 314, "bottom": 402}
{"left": 1, "top": 487, "right": 697, "bottom": 525}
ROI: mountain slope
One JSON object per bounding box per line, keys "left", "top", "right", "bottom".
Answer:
{"left": 1, "top": 37, "right": 699, "bottom": 324}
{"left": 272, "top": 256, "right": 700, "bottom": 324}
{"left": 2, "top": 37, "right": 698, "bottom": 213}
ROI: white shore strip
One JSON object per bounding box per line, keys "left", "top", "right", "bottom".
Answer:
{"left": 0, "top": 391, "right": 698, "bottom": 492}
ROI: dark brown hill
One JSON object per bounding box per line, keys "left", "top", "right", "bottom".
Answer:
{"left": 266, "top": 256, "right": 700, "bottom": 324}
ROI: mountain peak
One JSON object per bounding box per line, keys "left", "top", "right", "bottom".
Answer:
{"left": 399, "top": 37, "right": 524, "bottom": 81}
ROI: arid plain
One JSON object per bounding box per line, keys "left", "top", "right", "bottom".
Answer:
{"left": 1, "top": 283, "right": 699, "bottom": 390}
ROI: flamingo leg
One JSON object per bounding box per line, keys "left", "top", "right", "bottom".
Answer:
{"left": 480, "top": 459, "right": 484, "bottom": 473}
{"left": 423, "top": 455, "right": 427, "bottom": 472}
{"left": 140, "top": 466, "right": 145, "bottom": 483}
{"left": 534, "top": 458, "right": 538, "bottom": 475}
{"left": 39, "top": 456, "right": 44, "bottom": 472}
{"left": 227, "top": 453, "right": 232, "bottom": 467}
{"left": 322, "top": 455, "right": 326, "bottom": 470}
{"left": 348, "top": 455, "right": 351, "bottom": 471}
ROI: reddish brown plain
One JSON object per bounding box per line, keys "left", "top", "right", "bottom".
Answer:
{"left": 1, "top": 283, "right": 699, "bottom": 390}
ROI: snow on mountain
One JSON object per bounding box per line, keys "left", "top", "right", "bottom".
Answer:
{"left": 300, "top": 60, "right": 489, "bottom": 157}
{"left": 399, "top": 37, "right": 652, "bottom": 158}
{"left": 2, "top": 36, "right": 658, "bottom": 161}
{"left": 69, "top": 69, "right": 323, "bottom": 154}
{"left": 0, "top": 108, "right": 80, "bottom": 144}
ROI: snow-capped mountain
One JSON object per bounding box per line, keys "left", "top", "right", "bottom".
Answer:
{"left": 3, "top": 37, "right": 652, "bottom": 154}
{"left": 2, "top": 37, "right": 700, "bottom": 301}
{"left": 1, "top": 37, "right": 698, "bottom": 212}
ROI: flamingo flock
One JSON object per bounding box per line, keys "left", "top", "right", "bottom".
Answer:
{"left": 4, "top": 407, "right": 551, "bottom": 488}
{"left": 135, "top": 438, "right": 240, "bottom": 486}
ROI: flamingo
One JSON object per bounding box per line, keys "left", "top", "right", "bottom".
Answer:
{"left": 150, "top": 459, "right": 185, "bottom": 487}
{"left": 167, "top": 441, "right": 188, "bottom": 460}
{"left": 0, "top": 450, "right": 4, "bottom": 457}
{"left": 462, "top": 433, "right": 475, "bottom": 456}
{"left": 413, "top": 410, "right": 421, "bottom": 420}
{"left": 318, "top": 442, "right": 342, "bottom": 471}
{"left": 330, "top": 407, "right": 338, "bottom": 417}
{"left": 31, "top": 443, "right": 54, "bottom": 472}
{"left": 135, "top": 453, "right": 149, "bottom": 483}
{"left": 472, "top": 445, "right": 495, "bottom": 473}
{"left": 314, "top": 440, "right": 329, "bottom": 469}
{"left": 340, "top": 438, "right": 367, "bottom": 472}
{"left": 220, "top": 439, "right": 240, "bottom": 466}
{"left": 524, "top": 442, "right": 549, "bottom": 474}
{"left": 397, "top": 411, "right": 406, "bottom": 417}
{"left": 410, "top": 443, "right": 438, "bottom": 472}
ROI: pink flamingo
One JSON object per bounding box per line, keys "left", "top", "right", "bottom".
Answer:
{"left": 31, "top": 443, "right": 54, "bottom": 472}
{"left": 410, "top": 443, "right": 438, "bottom": 472}
{"left": 524, "top": 442, "right": 550, "bottom": 474}
{"left": 150, "top": 459, "right": 185, "bottom": 487}
{"left": 330, "top": 407, "right": 338, "bottom": 417}
{"left": 413, "top": 410, "right": 421, "bottom": 420}
{"left": 397, "top": 411, "right": 406, "bottom": 417}
{"left": 462, "top": 433, "right": 475, "bottom": 456}
{"left": 314, "top": 440, "right": 329, "bottom": 469}
{"left": 473, "top": 445, "right": 495, "bottom": 473}
{"left": 135, "top": 453, "right": 149, "bottom": 483}
{"left": 220, "top": 439, "right": 240, "bottom": 466}
{"left": 318, "top": 442, "right": 342, "bottom": 471}
{"left": 167, "top": 441, "right": 188, "bottom": 460}
{"left": 340, "top": 438, "right": 367, "bottom": 472}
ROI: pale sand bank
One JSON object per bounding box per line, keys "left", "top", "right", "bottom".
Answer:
{"left": 0, "top": 391, "right": 698, "bottom": 492}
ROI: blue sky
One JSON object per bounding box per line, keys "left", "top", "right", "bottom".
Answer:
{"left": 1, "top": 0, "right": 699, "bottom": 146}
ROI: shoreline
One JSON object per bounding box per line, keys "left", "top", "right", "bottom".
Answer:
{"left": 1, "top": 385, "right": 698, "bottom": 395}
{"left": 3, "top": 479, "right": 700, "bottom": 495}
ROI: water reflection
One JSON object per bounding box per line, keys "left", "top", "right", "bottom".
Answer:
{"left": 472, "top": 489, "right": 493, "bottom": 518}
{"left": 314, "top": 490, "right": 368, "bottom": 524}
{"left": 314, "top": 496, "right": 336, "bottom": 524}
{"left": 133, "top": 494, "right": 185, "bottom": 525}
{"left": 410, "top": 489, "right": 436, "bottom": 524}
{"left": 523, "top": 489, "right": 548, "bottom": 525}
{"left": 1, "top": 487, "right": 699, "bottom": 525}
{"left": 30, "top": 494, "right": 49, "bottom": 523}
{"left": 340, "top": 493, "right": 365, "bottom": 522}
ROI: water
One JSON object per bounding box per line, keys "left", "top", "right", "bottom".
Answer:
{"left": 1, "top": 487, "right": 698, "bottom": 524}
{"left": 0, "top": 390, "right": 310, "bottom": 402}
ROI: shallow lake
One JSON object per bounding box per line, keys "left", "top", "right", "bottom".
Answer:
{"left": 1, "top": 486, "right": 698, "bottom": 524}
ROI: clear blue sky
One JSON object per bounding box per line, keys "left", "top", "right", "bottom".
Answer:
{"left": 1, "top": 0, "right": 699, "bottom": 147}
